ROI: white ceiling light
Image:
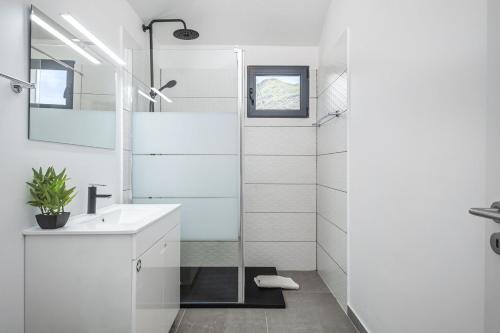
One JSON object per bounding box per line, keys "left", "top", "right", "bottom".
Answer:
{"left": 151, "top": 87, "right": 173, "bottom": 103}
{"left": 30, "top": 13, "right": 100, "bottom": 65}
{"left": 61, "top": 14, "right": 126, "bottom": 67}
{"left": 138, "top": 89, "right": 156, "bottom": 103}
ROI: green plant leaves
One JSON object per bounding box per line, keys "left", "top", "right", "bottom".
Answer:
{"left": 26, "top": 166, "right": 77, "bottom": 215}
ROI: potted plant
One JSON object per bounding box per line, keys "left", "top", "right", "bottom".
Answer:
{"left": 26, "top": 167, "right": 76, "bottom": 229}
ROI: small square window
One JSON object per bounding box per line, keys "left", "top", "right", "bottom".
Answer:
{"left": 247, "top": 66, "right": 309, "bottom": 118}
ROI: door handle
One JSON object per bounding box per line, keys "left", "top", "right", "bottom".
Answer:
{"left": 469, "top": 201, "right": 500, "bottom": 223}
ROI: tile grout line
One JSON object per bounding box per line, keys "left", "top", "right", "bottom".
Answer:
{"left": 317, "top": 69, "right": 347, "bottom": 97}
{"left": 317, "top": 242, "right": 347, "bottom": 275}
{"left": 317, "top": 150, "right": 347, "bottom": 156}
{"left": 317, "top": 183, "right": 347, "bottom": 193}
{"left": 317, "top": 212, "right": 348, "bottom": 234}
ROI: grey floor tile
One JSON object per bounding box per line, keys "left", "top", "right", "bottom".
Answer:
{"left": 266, "top": 292, "right": 357, "bottom": 333}
{"left": 175, "top": 272, "right": 355, "bottom": 333}
{"left": 278, "top": 270, "right": 330, "bottom": 294}
{"left": 177, "top": 308, "right": 267, "bottom": 333}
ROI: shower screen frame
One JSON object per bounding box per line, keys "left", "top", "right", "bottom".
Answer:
{"left": 131, "top": 47, "right": 245, "bottom": 306}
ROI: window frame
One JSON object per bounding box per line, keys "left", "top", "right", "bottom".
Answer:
{"left": 247, "top": 65, "right": 309, "bottom": 118}
{"left": 30, "top": 59, "right": 75, "bottom": 110}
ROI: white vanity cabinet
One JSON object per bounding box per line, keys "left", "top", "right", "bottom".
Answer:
{"left": 135, "top": 225, "right": 180, "bottom": 333}
{"left": 24, "top": 204, "right": 180, "bottom": 333}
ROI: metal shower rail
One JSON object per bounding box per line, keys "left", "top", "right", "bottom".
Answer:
{"left": 312, "top": 109, "right": 348, "bottom": 127}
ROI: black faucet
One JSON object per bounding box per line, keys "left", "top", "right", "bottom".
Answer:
{"left": 87, "top": 184, "right": 112, "bottom": 214}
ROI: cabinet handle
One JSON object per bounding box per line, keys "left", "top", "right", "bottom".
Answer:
{"left": 136, "top": 259, "right": 142, "bottom": 272}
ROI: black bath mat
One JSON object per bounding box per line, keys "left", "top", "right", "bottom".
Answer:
{"left": 244, "top": 266, "right": 286, "bottom": 308}
{"left": 181, "top": 266, "right": 285, "bottom": 308}
{"left": 181, "top": 267, "right": 238, "bottom": 303}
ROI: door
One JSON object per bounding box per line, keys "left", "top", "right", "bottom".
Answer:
{"left": 471, "top": 1, "right": 500, "bottom": 332}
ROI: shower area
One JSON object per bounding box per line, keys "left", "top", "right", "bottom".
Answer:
{"left": 130, "top": 47, "right": 248, "bottom": 306}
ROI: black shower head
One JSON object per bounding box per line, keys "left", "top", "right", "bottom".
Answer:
{"left": 143, "top": 19, "right": 199, "bottom": 41}
{"left": 162, "top": 80, "right": 177, "bottom": 89}
{"left": 173, "top": 28, "right": 199, "bottom": 40}
{"left": 158, "top": 80, "right": 177, "bottom": 92}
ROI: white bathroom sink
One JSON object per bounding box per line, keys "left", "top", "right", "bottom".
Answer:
{"left": 23, "top": 204, "right": 181, "bottom": 235}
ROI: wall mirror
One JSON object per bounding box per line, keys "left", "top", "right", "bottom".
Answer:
{"left": 29, "top": 6, "right": 116, "bottom": 149}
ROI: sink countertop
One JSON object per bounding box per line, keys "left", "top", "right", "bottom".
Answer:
{"left": 23, "top": 204, "right": 181, "bottom": 236}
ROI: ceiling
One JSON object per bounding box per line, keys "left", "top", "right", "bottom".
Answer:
{"left": 127, "top": 0, "right": 331, "bottom": 46}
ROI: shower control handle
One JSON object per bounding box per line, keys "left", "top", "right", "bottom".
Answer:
{"left": 249, "top": 88, "right": 255, "bottom": 106}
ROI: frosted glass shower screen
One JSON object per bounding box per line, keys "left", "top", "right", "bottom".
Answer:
{"left": 132, "top": 49, "right": 242, "bottom": 304}
{"left": 133, "top": 112, "right": 240, "bottom": 241}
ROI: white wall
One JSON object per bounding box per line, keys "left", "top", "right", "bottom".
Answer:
{"left": 242, "top": 46, "right": 318, "bottom": 271}
{"left": 319, "top": 0, "right": 486, "bottom": 332}
{"left": 0, "top": 1, "right": 145, "bottom": 332}
{"left": 316, "top": 32, "right": 349, "bottom": 311}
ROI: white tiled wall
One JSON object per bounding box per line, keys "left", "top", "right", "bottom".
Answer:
{"left": 244, "top": 213, "right": 316, "bottom": 241}
{"left": 244, "top": 126, "right": 315, "bottom": 156}
{"left": 243, "top": 67, "right": 317, "bottom": 271}
{"left": 317, "top": 111, "right": 347, "bottom": 154}
{"left": 244, "top": 184, "right": 316, "bottom": 212}
{"left": 317, "top": 215, "right": 347, "bottom": 272}
{"left": 317, "top": 152, "right": 347, "bottom": 191}
{"left": 244, "top": 156, "right": 316, "bottom": 184}
{"left": 317, "top": 244, "right": 348, "bottom": 309}
{"left": 159, "top": 98, "right": 237, "bottom": 113}
{"left": 317, "top": 185, "right": 347, "bottom": 232}
{"left": 159, "top": 68, "right": 237, "bottom": 98}
{"left": 245, "top": 242, "right": 316, "bottom": 270}
{"left": 316, "top": 33, "right": 349, "bottom": 312}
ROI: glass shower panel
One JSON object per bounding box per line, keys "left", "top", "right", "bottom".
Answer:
{"left": 132, "top": 49, "right": 242, "bottom": 304}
